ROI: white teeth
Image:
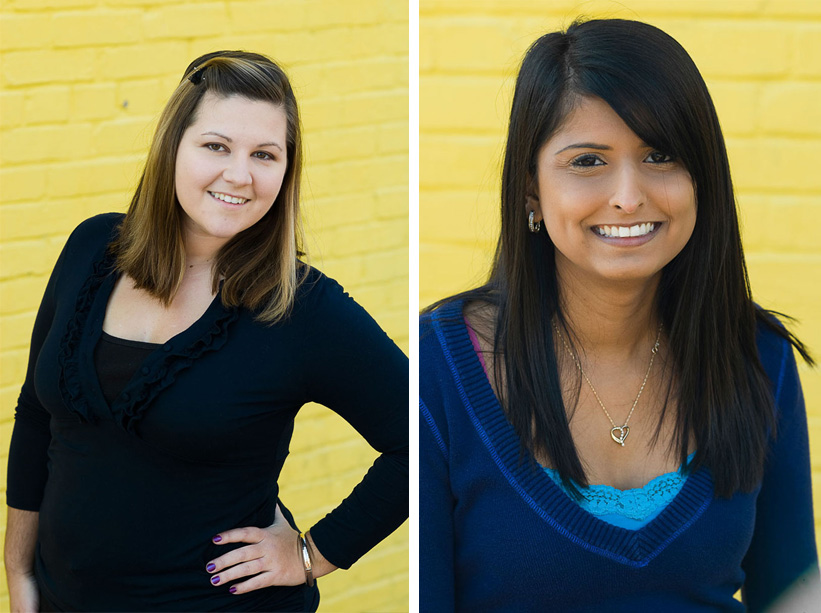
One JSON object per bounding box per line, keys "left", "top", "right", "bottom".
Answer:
{"left": 596, "top": 223, "right": 656, "bottom": 238}
{"left": 210, "top": 192, "right": 248, "bottom": 204}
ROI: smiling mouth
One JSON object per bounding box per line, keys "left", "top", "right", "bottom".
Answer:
{"left": 209, "top": 191, "right": 249, "bottom": 205}
{"left": 593, "top": 222, "right": 660, "bottom": 238}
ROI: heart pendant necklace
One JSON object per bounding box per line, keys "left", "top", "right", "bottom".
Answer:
{"left": 553, "top": 322, "right": 662, "bottom": 447}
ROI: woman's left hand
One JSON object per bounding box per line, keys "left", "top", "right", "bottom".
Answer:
{"left": 207, "top": 504, "right": 332, "bottom": 594}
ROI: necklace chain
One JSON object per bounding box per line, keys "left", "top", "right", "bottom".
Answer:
{"left": 552, "top": 321, "right": 662, "bottom": 446}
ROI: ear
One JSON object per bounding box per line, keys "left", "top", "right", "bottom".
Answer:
{"left": 525, "top": 175, "right": 543, "bottom": 222}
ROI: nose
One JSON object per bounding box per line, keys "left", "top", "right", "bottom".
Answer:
{"left": 222, "top": 155, "right": 252, "bottom": 186}
{"left": 609, "top": 163, "right": 645, "bottom": 213}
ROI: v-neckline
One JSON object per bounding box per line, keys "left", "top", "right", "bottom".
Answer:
{"left": 58, "top": 247, "right": 237, "bottom": 432}
{"left": 431, "top": 300, "right": 714, "bottom": 567}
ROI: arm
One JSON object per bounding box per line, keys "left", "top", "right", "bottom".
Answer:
{"left": 741, "top": 340, "right": 819, "bottom": 611}
{"left": 208, "top": 273, "right": 407, "bottom": 591}
{"left": 419, "top": 399, "right": 457, "bottom": 611}
{"left": 4, "top": 509, "right": 39, "bottom": 612}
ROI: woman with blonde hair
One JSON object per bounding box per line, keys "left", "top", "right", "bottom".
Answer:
{"left": 5, "top": 50, "right": 408, "bottom": 611}
{"left": 420, "top": 19, "right": 817, "bottom": 612}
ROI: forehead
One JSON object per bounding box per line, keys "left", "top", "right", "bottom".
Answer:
{"left": 544, "top": 96, "right": 643, "bottom": 152}
{"left": 187, "top": 92, "right": 287, "bottom": 139}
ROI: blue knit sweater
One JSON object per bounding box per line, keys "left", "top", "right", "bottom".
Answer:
{"left": 420, "top": 300, "right": 818, "bottom": 612}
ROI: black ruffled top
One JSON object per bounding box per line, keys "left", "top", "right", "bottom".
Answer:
{"left": 7, "top": 213, "right": 409, "bottom": 611}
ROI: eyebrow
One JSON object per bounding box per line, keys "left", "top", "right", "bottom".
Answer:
{"left": 555, "top": 143, "right": 612, "bottom": 155}
{"left": 201, "top": 131, "right": 284, "bottom": 152}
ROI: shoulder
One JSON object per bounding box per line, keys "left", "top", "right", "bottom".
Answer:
{"left": 60, "top": 213, "right": 124, "bottom": 263}
{"left": 67, "top": 212, "right": 124, "bottom": 246}
{"left": 292, "top": 264, "right": 356, "bottom": 317}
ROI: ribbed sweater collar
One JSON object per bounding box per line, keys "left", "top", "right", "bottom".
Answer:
{"left": 430, "top": 300, "right": 714, "bottom": 567}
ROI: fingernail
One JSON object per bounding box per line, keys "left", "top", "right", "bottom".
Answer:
{"left": 212, "top": 535, "right": 222, "bottom": 543}
{"left": 206, "top": 563, "right": 216, "bottom": 572}
{"left": 229, "top": 586, "right": 237, "bottom": 594}
{"left": 211, "top": 576, "right": 220, "bottom": 585}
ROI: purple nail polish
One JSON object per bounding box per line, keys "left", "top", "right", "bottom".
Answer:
{"left": 229, "top": 586, "right": 237, "bottom": 594}
{"left": 206, "top": 563, "right": 216, "bottom": 572}
{"left": 212, "top": 535, "right": 222, "bottom": 543}
{"left": 211, "top": 576, "right": 220, "bottom": 585}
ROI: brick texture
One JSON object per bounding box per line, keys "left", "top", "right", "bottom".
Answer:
{"left": 0, "top": 1, "right": 408, "bottom": 611}
{"left": 420, "top": 0, "right": 821, "bottom": 564}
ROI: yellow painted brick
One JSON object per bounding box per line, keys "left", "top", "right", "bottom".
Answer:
{"left": 421, "top": 75, "right": 509, "bottom": 133}
{"left": 23, "top": 86, "right": 71, "bottom": 125}
{"left": 0, "top": 350, "right": 27, "bottom": 388}
{"left": 307, "top": 125, "right": 378, "bottom": 164}
{"left": 322, "top": 218, "right": 407, "bottom": 257}
{"left": 428, "top": 18, "right": 518, "bottom": 73}
{"left": 0, "top": 91, "right": 25, "bottom": 130}
{"left": 92, "top": 118, "right": 153, "bottom": 156}
{"left": 52, "top": 9, "right": 142, "bottom": 47}
{"left": 739, "top": 195, "right": 821, "bottom": 254}
{"left": 0, "top": 167, "right": 47, "bottom": 203}
{"left": 375, "top": 186, "right": 409, "bottom": 218}
{"left": 227, "top": 0, "right": 307, "bottom": 33}
{"left": 71, "top": 83, "right": 119, "bottom": 121}
{"left": 762, "top": 0, "right": 821, "bottom": 17}
{"left": 420, "top": 133, "right": 503, "bottom": 189}
{"left": 0, "top": 202, "right": 84, "bottom": 241}
{"left": 0, "top": 420, "right": 15, "bottom": 453}
{"left": 0, "top": 240, "right": 54, "bottom": 280}
{"left": 47, "top": 158, "right": 143, "bottom": 197}
{"left": 0, "top": 313, "right": 36, "bottom": 351}
{"left": 759, "top": 83, "right": 821, "bottom": 136}
{"left": 378, "top": 121, "right": 409, "bottom": 155}
{"left": 673, "top": 22, "right": 790, "bottom": 79}
{"left": 420, "top": 243, "right": 493, "bottom": 308}
{"left": 300, "top": 0, "right": 387, "bottom": 28}
{"left": 1, "top": 49, "right": 96, "bottom": 86}
{"left": 727, "top": 138, "right": 821, "bottom": 193}
{"left": 796, "top": 26, "right": 821, "bottom": 78}
{"left": 421, "top": 190, "right": 500, "bottom": 244}
{"left": 0, "top": 276, "right": 49, "bottom": 316}
{"left": 361, "top": 249, "right": 408, "bottom": 283}
{"left": 309, "top": 155, "right": 406, "bottom": 198}
{"left": 601, "top": 0, "right": 762, "bottom": 17}
{"left": 142, "top": 3, "right": 227, "bottom": 39}
{"left": 312, "top": 58, "right": 408, "bottom": 97}
{"left": 97, "top": 42, "right": 189, "bottom": 80}
{"left": 0, "top": 13, "right": 55, "bottom": 51}
{"left": 0, "top": 124, "right": 93, "bottom": 165}
{"left": 117, "top": 79, "right": 166, "bottom": 115}
{"left": 311, "top": 193, "right": 377, "bottom": 227}
{"left": 6, "top": 0, "right": 94, "bottom": 8}
{"left": 707, "top": 81, "right": 758, "bottom": 138}
{"left": 747, "top": 257, "right": 821, "bottom": 314}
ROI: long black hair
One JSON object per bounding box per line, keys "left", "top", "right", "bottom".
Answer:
{"left": 425, "top": 18, "right": 812, "bottom": 498}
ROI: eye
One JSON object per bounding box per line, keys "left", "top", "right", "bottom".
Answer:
{"left": 205, "top": 143, "right": 227, "bottom": 153}
{"left": 570, "top": 153, "right": 605, "bottom": 168}
{"left": 253, "top": 151, "right": 276, "bottom": 161}
{"left": 646, "top": 150, "right": 675, "bottom": 164}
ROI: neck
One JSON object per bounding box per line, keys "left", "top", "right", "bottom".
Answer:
{"left": 556, "top": 259, "right": 661, "bottom": 360}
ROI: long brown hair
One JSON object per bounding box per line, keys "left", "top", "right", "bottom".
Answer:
{"left": 111, "top": 50, "right": 305, "bottom": 323}
{"left": 425, "top": 19, "right": 812, "bottom": 499}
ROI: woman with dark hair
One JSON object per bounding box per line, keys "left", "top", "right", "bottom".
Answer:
{"left": 420, "top": 19, "right": 817, "bottom": 612}
{"left": 5, "top": 51, "right": 408, "bottom": 611}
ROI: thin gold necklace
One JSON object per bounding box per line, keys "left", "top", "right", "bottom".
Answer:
{"left": 553, "top": 322, "right": 662, "bottom": 447}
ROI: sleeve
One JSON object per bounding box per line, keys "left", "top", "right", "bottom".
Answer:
{"left": 741, "top": 338, "right": 820, "bottom": 611}
{"left": 299, "top": 275, "right": 409, "bottom": 570}
{"left": 419, "top": 398, "right": 456, "bottom": 611}
{"left": 6, "top": 236, "right": 72, "bottom": 510}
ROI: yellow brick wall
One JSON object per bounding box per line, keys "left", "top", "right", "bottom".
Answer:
{"left": 0, "top": 1, "right": 408, "bottom": 611}
{"left": 421, "top": 0, "right": 821, "bottom": 559}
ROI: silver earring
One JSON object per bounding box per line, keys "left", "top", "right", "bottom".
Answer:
{"left": 528, "top": 210, "right": 541, "bottom": 233}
